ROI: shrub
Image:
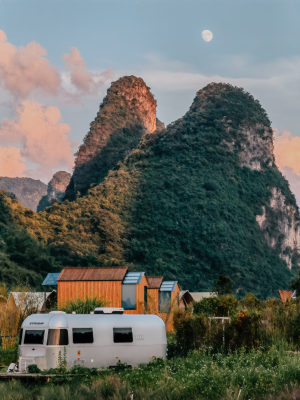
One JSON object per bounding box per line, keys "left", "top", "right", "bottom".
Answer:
{"left": 193, "top": 295, "right": 238, "bottom": 317}
{"left": 225, "top": 309, "right": 267, "bottom": 351}
{"left": 27, "top": 364, "right": 41, "bottom": 373}
{"left": 59, "top": 297, "right": 105, "bottom": 314}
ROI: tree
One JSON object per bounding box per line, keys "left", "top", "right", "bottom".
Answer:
{"left": 212, "top": 274, "right": 233, "bottom": 296}
{"left": 290, "top": 271, "right": 300, "bottom": 296}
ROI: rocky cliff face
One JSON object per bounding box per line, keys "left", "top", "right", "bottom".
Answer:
{"left": 64, "top": 75, "right": 157, "bottom": 200}
{"left": 0, "top": 177, "right": 47, "bottom": 211}
{"left": 189, "top": 82, "right": 300, "bottom": 269}
{"left": 256, "top": 188, "right": 300, "bottom": 269}
{"left": 37, "top": 171, "right": 71, "bottom": 211}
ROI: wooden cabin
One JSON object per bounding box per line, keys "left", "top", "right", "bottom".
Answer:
{"left": 55, "top": 267, "right": 190, "bottom": 331}
{"left": 57, "top": 267, "right": 148, "bottom": 314}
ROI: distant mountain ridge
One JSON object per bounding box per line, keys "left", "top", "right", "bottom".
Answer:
{"left": 37, "top": 171, "right": 71, "bottom": 211}
{"left": 0, "top": 177, "right": 47, "bottom": 211}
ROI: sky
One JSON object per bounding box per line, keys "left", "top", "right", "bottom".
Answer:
{"left": 0, "top": 0, "right": 300, "bottom": 203}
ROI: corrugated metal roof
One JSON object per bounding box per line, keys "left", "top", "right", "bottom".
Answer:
{"left": 123, "top": 271, "right": 144, "bottom": 285}
{"left": 160, "top": 281, "right": 177, "bottom": 292}
{"left": 147, "top": 276, "right": 163, "bottom": 289}
{"left": 58, "top": 267, "right": 128, "bottom": 281}
{"left": 42, "top": 273, "right": 60, "bottom": 286}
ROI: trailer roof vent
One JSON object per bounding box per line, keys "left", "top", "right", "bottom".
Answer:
{"left": 94, "top": 307, "right": 124, "bottom": 314}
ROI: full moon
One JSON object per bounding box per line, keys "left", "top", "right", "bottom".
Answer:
{"left": 201, "top": 29, "right": 213, "bottom": 42}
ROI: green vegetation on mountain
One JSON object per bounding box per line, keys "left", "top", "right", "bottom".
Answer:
{"left": 0, "top": 192, "right": 59, "bottom": 287}
{"left": 1, "top": 81, "right": 297, "bottom": 297}
{"left": 64, "top": 76, "right": 157, "bottom": 200}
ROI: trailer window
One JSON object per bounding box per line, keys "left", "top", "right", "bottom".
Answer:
{"left": 72, "top": 328, "right": 93, "bottom": 344}
{"left": 113, "top": 328, "right": 133, "bottom": 343}
{"left": 159, "top": 291, "right": 171, "bottom": 313}
{"left": 47, "top": 329, "right": 69, "bottom": 345}
{"left": 122, "top": 285, "right": 136, "bottom": 310}
{"left": 24, "top": 330, "right": 45, "bottom": 345}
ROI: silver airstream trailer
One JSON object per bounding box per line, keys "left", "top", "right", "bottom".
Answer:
{"left": 18, "top": 310, "right": 167, "bottom": 372}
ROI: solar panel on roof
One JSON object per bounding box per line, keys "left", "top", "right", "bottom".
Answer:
{"left": 160, "top": 281, "right": 177, "bottom": 291}
{"left": 42, "top": 273, "right": 60, "bottom": 286}
{"left": 123, "top": 272, "right": 144, "bottom": 284}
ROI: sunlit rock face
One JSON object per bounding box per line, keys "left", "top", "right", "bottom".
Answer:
{"left": 37, "top": 171, "right": 71, "bottom": 211}
{"left": 64, "top": 75, "right": 157, "bottom": 200}
{"left": 256, "top": 188, "right": 300, "bottom": 269}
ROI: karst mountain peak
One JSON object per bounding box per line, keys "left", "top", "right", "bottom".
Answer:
{"left": 64, "top": 75, "right": 161, "bottom": 200}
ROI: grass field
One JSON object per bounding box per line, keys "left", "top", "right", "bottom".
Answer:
{"left": 0, "top": 346, "right": 300, "bottom": 399}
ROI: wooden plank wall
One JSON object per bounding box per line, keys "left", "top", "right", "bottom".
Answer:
{"left": 158, "top": 284, "right": 181, "bottom": 331}
{"left": 147, "top": 288, "right": 159, "bottom": 314}
{"left": 57, "top": 281, "right": 122, "bottom": 308}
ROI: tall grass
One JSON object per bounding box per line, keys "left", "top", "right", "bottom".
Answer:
{"left": 59, "top": 297, "right": 106, "bottom": 314}
{"left": 0, "top": 348, "right": 300, "bottom": 399}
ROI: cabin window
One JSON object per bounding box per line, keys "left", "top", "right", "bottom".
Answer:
{"left": 24, "top": 330, "right": 45, "bottom": 345}
{"left": 72, "top": 328, "right": 93, "bottom": 344}
{"left": 159, "top": 291, "right": 171, "bottom": 313}
{"left": 122, "top": 285, "right": 136, "bottom": 310}
{"left": 47, "top": 329, "right": 69, "bottom": 345}
{"left": 113, "top": 328, "right": 133, "bottom": 343}
{"left": 18, "top": 329, "right": 23, "bottom": 345}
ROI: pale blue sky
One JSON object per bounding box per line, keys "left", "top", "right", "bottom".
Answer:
{"left": 0, "top": 0, "right": 300, "bottom": 191}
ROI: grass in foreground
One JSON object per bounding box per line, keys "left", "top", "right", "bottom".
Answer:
{"left": 1, "top": 347, "right": 300, "bottom": 399}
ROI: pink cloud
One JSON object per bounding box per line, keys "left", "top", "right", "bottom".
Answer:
{"left": 63, "top": 47, "right": 113, "bottom": 94}
{"left": 0, "top": 30, "right": 61, "bottom": 98}
{"left": 274, "top": 130, "right": 300, "bottom": 206}
{"left": 280, "top": 167, "right": 300, "bottom": 207}
{"left": 0, "top": 146, "right": 27, "bottom": 177}
{"left": 274, "top": 130, "right": 300, "bottom": 174}
{"left": 0, "top": 100, "right": 74, "bottom": 180}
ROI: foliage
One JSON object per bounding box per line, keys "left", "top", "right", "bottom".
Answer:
{"left": 0, "top": 346, "right": 17, "bottom": 366}
{"left": 2, "top": 348, "right": 300, "bottom": 399}
{"left": 0, "top": 191, "right": 60, "bottom": 288}
{"left": 60, "top": 297, "right": 105, "bottom": 314}
{"left": 57, "top": 347, "right": 67, "bottom": 371}
{"left": 193, "top": 295, "right": 238, "bottom": 316}
{"left": 174, "top": 295, "right": 300, "bottom": 355}
{"left": 212, "top": 274, "right": 233, "bottom": 295}
{"left": 27, "top": 364, "right": 41, "bottom": 373}
{"left": 290, "top": 270, "right": 300, "bottom": 295}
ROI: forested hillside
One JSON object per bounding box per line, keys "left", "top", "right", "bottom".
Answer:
{"left": 0, "top": 192, "right": 59, "bottom": 287}
{"left": 8, "top": 81, "right": 297, "bottom": 297}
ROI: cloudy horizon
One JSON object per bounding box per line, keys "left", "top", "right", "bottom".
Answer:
{"left": 1, "top": 0, "right": 300, "bottom": 205}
